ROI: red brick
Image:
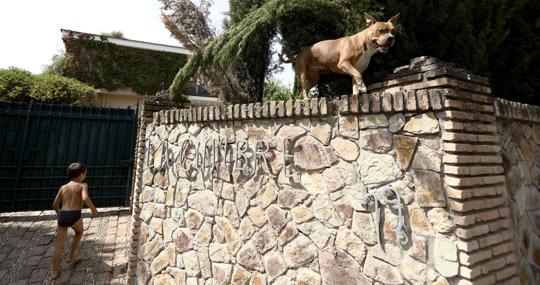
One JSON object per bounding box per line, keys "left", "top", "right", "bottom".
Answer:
{"left": 445, "top": 175, "right": 505, "bottom": 187}
{"left": 456, "top": 239, "right": 480, "bottom": 252}
{"left": 443, "top": 143, "right": 501, "bottom": 153}
{"left": 504, "top": 252, "right": 517, "bottom": 265}
{"left": 370, "top": 93, "right": 381, "bottom": 112}
{"left": 443, "top": 121, "right": 498, "bottom": 133}
{"left": 496, "top": 267, "right": 518, "bottom": 282}
{"left": 392, "top": 91, "right": 404, "bottom": 111}
{"left": 443, "top": 121, "right": 465, "bottom": 131}
{"left": 472, "top": 274, "right": 496, "bottom": 285}
{"left": 360, "top": 94, "right": 370, "bottom": 113}
{"left": 492, "top": 241, "right": 513, "bottom": 256}
{"left": 429, "top": 89, "right": 442, "bottom": 110}
{"left": 456, "top": 224, "right": 490, "bottom": 239}
{"left": 443, "top": 110, "right": 496, "bottom": 122}
{"left": 478, "top": 233, "right": 504, "bottom": 248}
{"left": 350, "top": 94, "right": 359, "bottom": 113}
{"left": 446, "top": 185, "right": 504, "bottom": 199}
{"left": 417, "top": 89, "right": 430, "bottom": 110}
{"left": 471, "top": 93, "right": 492, "bottom": 104}
{"left": 442, "top": 132, "right": 478, "bottom": 142}
{"left": 489, "top": 218, "right": 511, "bottom": 232}
{"left": 405, "top": 90, "right": 417, "bottom": 111}
{"left": 459, "top": 248, "right": 493, "bottom": 265}
{"left": 445, "top": 99, "right": 492, "bottom": 112}
{"left": 382, "top": 92, "right": 392, "bottom": 112}
{"left": 444, "top": 166, "right": 504, "bottom": 176}
{"left": 482, "top": 257, "right": 507, "bottom": 274}
{"left": 452, "top": 209, "right": 500, "bottom": 226}
{"left": 460, "top": 265, "right": 483, "bottom": 279}
{"left": 477, "top": 134, "right": 499, "bottom": 143}
{"left": 443, "top": 154, "right": 503, "bottom": 164}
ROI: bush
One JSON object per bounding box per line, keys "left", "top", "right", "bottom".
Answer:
{"left": 30, "top": 73, "right": 95, "bottom": 104}
{"left": 263, "top": 80, "right": 297, "bottom": 101}
{"left": 0, "top": 67, "right": 34, "bottom": 101}
{"left": 0, "top": 67, "right": 95, "bottom": 104}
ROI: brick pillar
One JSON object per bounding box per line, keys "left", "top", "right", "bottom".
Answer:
{"left": 126, "top": 99, "right": 187, "bottom": 284}
{"left": 441, "top": 90, "right": 519, "bottom": 284}
{"left": 367, "top": 56, "right": 520, "bottom": 284}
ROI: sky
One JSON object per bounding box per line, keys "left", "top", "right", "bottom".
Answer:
{"left": 0, "top": 0, "right": 294, "bottom": 86}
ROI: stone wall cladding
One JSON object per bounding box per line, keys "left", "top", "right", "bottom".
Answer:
{"left": 153, "top": 88, "right": 444, "bottom": 126}
{"left": 126, "top": 100, "right": 188, "bottom": 283}
{"left": 126, "top": 57, "right": 537, "bottom": 284}
{"left": 139, "top": 107, "right": 453, "bottom": 285}
{"left": 500, "top": 120, "right": 540, "bottom": 283}
{"left": 495, "top": 98, "right": 540, "bottom": 123}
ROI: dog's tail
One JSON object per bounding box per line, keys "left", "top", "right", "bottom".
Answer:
{"left": 278, "top": 53, "right": 296, "bottom": 64}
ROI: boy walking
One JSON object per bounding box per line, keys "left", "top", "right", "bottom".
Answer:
{"left": 51, "top": 162, "right": 98, "bottom": 279}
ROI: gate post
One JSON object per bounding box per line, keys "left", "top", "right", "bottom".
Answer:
{"left": 126, "top": 99, "right": 188, "bottom": 284}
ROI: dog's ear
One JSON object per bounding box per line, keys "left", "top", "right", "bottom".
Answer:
{"left": 388, "top": 13, "right": 400, "bottom": 26}
{"left": 364, "top": 12, "right": 377, "bottom": 26}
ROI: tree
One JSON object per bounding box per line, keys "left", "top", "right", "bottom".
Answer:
{"left": 228, "top": 0, "right": 276, "bottom": 102}
{"left": 169, "top": 0, "right": 540, "bottom": 105}
{"left": 160, "top": 0, "right": 248, "bottom": 103}
{"left": 487, "top": 0, "right": 540, "bottom": 105}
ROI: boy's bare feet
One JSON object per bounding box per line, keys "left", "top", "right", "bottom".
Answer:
{"left": 52, "top": 270, "right": 60, "bottom": 279}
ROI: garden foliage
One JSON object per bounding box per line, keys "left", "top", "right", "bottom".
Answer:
{"left": 49, "top": 34, "right": 188, "bottom": 100}
{"left": 170, "top": 0, "right": 540, "bottom": 105}
{"left": 0, "top": 67, "right": 95, "bottom": 104}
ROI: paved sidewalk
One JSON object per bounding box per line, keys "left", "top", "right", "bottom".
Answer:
{"left": 0, "top": 207, "right": 131, "bottom": 285}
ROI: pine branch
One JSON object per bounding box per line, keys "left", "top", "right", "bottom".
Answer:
{"left": 168, "top": 0, "right": 282, "bottom": 101}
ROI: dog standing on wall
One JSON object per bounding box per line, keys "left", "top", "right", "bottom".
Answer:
{"left": 280, "top": 13, "right": 399, "bottom": 99}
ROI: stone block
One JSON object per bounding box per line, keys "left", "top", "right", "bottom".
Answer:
{"left": 414, "top": 170, "right": 445, "bottom": 207}
{"left": 283, "top": 234, "right": 318, "bottom": 267}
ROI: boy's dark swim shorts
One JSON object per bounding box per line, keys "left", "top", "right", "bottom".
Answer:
{"left": 58, "top": 210, "right": 81, "bottom": 227}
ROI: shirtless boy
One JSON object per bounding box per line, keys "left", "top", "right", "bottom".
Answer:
{"left": 51, "top": 162, "right": 98, "bottom": 279}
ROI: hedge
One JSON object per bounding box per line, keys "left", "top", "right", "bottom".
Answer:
{"left": 0, "top": 67, "right": 95, "bottom": 104}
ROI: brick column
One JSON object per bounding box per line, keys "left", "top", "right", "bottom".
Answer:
{"left": 126, "top": 99, "right": 188, "bottom": 284}
{"left": 441, "top": 90, "right": 519, "bottom": 284}
{"left": 367, "top": 56, "right": 520, "bottom": 284}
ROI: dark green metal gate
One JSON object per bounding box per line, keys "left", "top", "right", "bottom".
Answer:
{"left": 0, "top": 101, "right": 138, "bottom": 212}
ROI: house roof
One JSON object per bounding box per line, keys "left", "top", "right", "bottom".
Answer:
{"left": 60, "top": 29, "right": 192, "bottom": 55}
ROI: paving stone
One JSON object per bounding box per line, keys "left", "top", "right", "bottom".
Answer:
{"left": 0, "top": 208, "right": 130, "bottom": 283}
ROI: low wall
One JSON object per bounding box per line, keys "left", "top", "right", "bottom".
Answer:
{"left": 127, "top": 57, "right": 535, "bottom": 285}
{"left": 497, "top": 100, "right": 540, "bottom": 284}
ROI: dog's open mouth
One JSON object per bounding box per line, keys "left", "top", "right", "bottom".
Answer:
{"left": 373, "top": 40, "right": 392, "bottom": 53}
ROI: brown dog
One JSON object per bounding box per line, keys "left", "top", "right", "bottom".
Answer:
{"left": 280, "top": 13, "right": 399, "bottom": 98}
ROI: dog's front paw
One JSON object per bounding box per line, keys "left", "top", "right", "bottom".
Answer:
{"left": 359, "top": 84, "right": 367, "bottom": 94}
{"left": 353, "top": 83, "right": 367, "bottom": 94}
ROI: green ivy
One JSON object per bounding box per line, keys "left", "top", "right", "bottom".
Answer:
{"left": 54, "top": 37, "right": 188, "bottom": 101}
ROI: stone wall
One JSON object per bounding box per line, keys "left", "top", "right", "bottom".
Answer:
{"left": 126, "top": 99, "right": 189, "bottom": 281}
{"left": 498, "top": 100, "right": 540, "bottom": 284}
{"left": 128, "top": 57, "right": 528, "bottom": 285}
